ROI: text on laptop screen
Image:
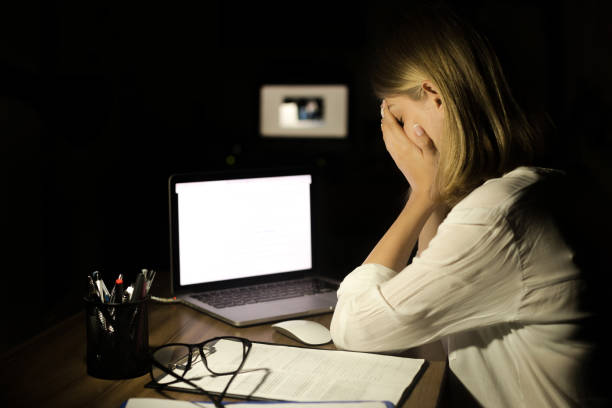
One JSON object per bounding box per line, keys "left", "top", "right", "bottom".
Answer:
{"left": 175, "top": 175, "right": 313, "bottom": 286}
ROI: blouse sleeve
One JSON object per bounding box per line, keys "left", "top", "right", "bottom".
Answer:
{"left": 330, "top": 206, "right": 524, "bottom": 352}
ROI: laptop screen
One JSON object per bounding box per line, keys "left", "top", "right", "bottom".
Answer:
{"left": 173, "top": 174, "right": 313, "bottom": 286}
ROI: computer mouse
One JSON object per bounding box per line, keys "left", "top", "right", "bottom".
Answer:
{"left": 271, "top": 319, "right": 332, "bottom": 346}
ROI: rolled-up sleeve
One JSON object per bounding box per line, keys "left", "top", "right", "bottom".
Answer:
{"left": 330, "top": 207, "right": 523, "bottom": 352}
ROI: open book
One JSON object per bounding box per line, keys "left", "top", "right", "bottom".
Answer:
{"left": 147, "top": 341, "right": 426, "bottom": 407}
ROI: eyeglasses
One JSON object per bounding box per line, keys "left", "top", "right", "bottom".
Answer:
{"left": 149, "top": 336, "right": 252, "bottom": 408}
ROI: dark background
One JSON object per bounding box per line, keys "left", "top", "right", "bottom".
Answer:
{"left": 2, "top": 0, "right": 611, "bottom": 351}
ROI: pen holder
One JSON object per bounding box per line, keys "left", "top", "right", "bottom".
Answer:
{"left": 84, "top": 296, "right": 150, "bottom": 379}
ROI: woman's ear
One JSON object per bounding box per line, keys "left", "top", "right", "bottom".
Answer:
{"left": 422, "top": 81, "right": 443, "bottom": 110}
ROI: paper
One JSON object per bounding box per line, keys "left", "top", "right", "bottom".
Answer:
{"left": 154, "top": 340, "right": 425, "bottom": 406}
{"left": 125, "top": 398, "right": 393, "bottom": 407}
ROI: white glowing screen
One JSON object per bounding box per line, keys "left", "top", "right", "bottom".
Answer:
{"left": 175, "top": 175, "right": 312, "bottom": 285}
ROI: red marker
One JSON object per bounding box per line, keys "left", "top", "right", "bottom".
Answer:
{"left": 109, "top": 277, "right": 124, "bottom": 304}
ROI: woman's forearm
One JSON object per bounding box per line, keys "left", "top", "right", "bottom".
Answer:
{"left": 417, "top": 205, "right": 450, "bottom": 255}
{"left": 363, "top": 193, "right": 436, "bottom": 271}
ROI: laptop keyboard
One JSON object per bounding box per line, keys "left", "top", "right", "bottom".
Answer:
{"left": 192, "top": 278, "right": 336, "bottom": 309}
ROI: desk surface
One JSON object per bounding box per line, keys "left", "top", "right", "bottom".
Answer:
{"left": 0, "top": 302, "right": 447, "bottom": 408}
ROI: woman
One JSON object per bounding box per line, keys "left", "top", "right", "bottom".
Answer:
{"left": 330, "top": 7, "right": 594, "bottom": 407}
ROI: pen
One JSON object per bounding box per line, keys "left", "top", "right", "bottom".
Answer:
{"left": 87, "top": 275, "right": 100, "bottom": 301}
{"left": 99, "top": 279, "right": 111, "bottom": 303}
{"left": 109, "top": 276, "right": 124, "bottom": 304}
{"left": 124, "top": 285, "right": 134, "bottom": 303}
{"left": 92, "top": 271, "right": 105, "bottom": 303}
{"left": 109, "top": 274, "right": 122, "bottom": 301}
{"left": 132, "top": 272, "right": 146, "bottom": 302}
{"left": 145, "top": 269, "right": 156, "bottom": 296}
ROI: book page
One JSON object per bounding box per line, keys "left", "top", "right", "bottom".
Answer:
{"left": 155, "top": 340, "right": 425, "bottom": 405}
{"left": 125, "top": 398, "right": 393, "bottom": 408}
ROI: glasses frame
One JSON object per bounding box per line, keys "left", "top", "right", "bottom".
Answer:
{"left": 149, "top": 336, "right": 253, "bottom": 408}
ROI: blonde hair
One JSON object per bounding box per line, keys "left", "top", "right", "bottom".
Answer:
{"left": 372, "top": 7, "right": 539, "bottom": 206}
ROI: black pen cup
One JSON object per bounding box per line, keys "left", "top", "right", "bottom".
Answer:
{"left": 84, "top": 296, "right": 150, "bottom": 379}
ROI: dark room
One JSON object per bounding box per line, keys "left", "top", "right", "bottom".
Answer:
{"left": 2, "top": 0, "right": 611, "bottom": 407}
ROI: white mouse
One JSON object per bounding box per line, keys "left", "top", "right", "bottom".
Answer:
{"left": 271, "top": 319, "right": 332, "bottom": 346}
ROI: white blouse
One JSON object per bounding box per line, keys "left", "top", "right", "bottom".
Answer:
{"left": 330, "top": 167, "right": 592, "bottom": 407}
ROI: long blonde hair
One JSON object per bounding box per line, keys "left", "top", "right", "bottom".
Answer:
{"left": 372, "top": 7, "right": 539, "bottom": 206}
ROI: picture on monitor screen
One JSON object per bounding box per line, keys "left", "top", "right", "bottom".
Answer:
{"left": 279, "top": 97, "right": 325, "bottom": 128}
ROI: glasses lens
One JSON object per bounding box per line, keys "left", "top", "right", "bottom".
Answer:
{"left": 203, "top": 337, "right": 249, "bottom": 375}
{"left": 151, "top": 345, "right": 196, "bottom": 383}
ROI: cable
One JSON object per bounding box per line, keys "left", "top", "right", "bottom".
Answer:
{"left": 151, "top": 295, "right": 183, "bottom": 304}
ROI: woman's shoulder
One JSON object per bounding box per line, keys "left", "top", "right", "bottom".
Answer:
{"left": 451, "top": 166, "right": 564, "bottom": 213}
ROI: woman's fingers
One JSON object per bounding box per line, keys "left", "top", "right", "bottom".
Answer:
{"left": 380, "top": 101, "right": 404, "bottom": 153}
{"left": 380, "top": 100, "right": 401, "bottom": 134}
{"left": 380, "top": 99, "right": 434, "bottom": 159}
{"left": 411, "top": 124, "right": 436, "bottom": 156}
{"left": 379, "top": 99, "right": 440, "bottom": 201}
{"left": 380, "top": 100, "right": 415, "bottom": 150}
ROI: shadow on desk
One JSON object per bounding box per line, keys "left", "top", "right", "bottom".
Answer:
{"left": 437, "top": 370, "right": 481, "bottom": 408}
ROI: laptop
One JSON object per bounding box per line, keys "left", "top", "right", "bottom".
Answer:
{"left": 168, "top": 167, "right": 339, "bottom": 326}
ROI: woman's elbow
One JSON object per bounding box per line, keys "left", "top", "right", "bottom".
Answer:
{"left": 331, "top": 296, "right": 439, "bottom": 351}
{"left": 330, "top": 297, "right": 393, "bottom": 351}
{"left": 330, "top": 307, "right": 369, "bottom": 351}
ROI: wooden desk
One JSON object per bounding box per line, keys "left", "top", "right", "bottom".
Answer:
{"left": 0, "top": 303, "right": 447, "bottom": 408}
